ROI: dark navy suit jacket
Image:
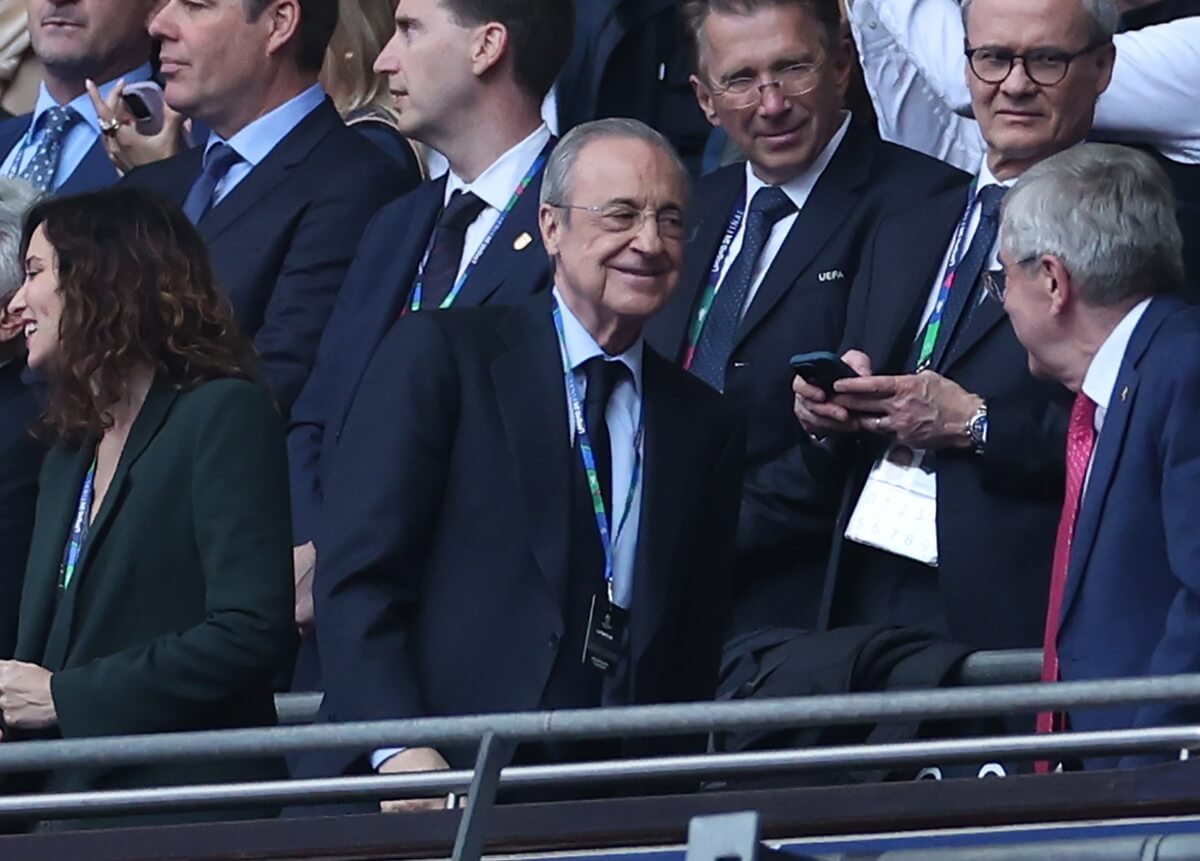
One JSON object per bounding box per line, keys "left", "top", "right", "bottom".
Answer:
{"left": 121, "top": 99, "right": 413, "bottom": 416}
{"left": 0, "top": 114, "right": 121, "bottom": 194}
{"left": 0, "top": 359, "right": 42, "bottom": 658}
{"left": 647, "top": 122, "right": 967, "bottom": 634}
{"left": 286, "top": 165, "right": 553, "bottom": 544}
{"left": 1057, "top": 295, "right": 1200, "bottom": 768}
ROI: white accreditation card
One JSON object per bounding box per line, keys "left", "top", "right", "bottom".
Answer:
{"left": 844, "top": 446, "right": 939, "bottom": 566}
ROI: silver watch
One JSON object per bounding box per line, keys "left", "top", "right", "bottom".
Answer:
{"left": 966, "top": 401, "right": 988, "bottom": 454}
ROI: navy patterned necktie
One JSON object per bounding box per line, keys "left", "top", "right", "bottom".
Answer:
{"left": 419, "top": 190, "right": 489, "bottom": 309}
{"left": 182, "top": 143, "right": 243, "bottom": 224}
{"left": 690, "top": 185, "right": 796, "bottom": 391}
{"left": 18, "top": 106, "right": 79, "bottom": 191}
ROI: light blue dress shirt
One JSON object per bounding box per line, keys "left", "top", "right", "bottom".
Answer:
{"left": 202, "top": 83, "right": 326, "bottom": 205}
{"left": 1, "top": 64, "right": 154, "bottom": 190}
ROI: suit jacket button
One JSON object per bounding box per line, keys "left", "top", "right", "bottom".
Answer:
{"left": 548, "top": 633, "right": 560, "bottom": 648}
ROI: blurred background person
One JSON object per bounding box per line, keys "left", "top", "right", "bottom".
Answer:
{"left": 0, "top": 187, "right": 295, "bottom": 828}
{"left": 0, "top": 0, "right": 39, "bottom": 118}
{"left": 0, "top": 175, "right": 40, "bottom": 660}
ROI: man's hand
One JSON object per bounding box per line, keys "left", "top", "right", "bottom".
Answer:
{"left": 793, "top": 349, "right": 876, "bottom": 437}
{"left": 379, "top": 747, "right": 455, "bottom": 813}
{"left": 833, "top": 370, "right": 983, "bottom": 450}
{"left": 294, "top": 541, "right": 317, "bottom": 636}
{"left": 0, "top": 660, "right": 57, "bottom": 730}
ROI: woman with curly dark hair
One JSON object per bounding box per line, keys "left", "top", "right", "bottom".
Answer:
{"left": 0, "top": 187, "right": 295, "bottom": 827}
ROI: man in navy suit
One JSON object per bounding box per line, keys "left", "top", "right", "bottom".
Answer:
{"left": 646, "top": 0, "right": 966, "bottom": 639}
{"left": 293, "top": 120, "right": 741, "bottom": 812}
{"left": 0, "top": 0, "right": 157, "bottom": 194}
{"left": 0, "top": 179, "right": 43, "bottom": 659}
{"left": 1000, "top": 143, "right": 1200, "bottom": 770}
{"left": 285, "top": 0, "right": 575, "bottom": 668}
{"left": 121, "top": 0, "right": 410, "bottom": 417}
{"left": 746, "top": 0, "right": 1118, "bottom": 653}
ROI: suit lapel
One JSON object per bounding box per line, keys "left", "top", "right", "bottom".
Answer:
{"left": 0, "top": 115, "right": 32, "bottom": 165}
{"left": 491, "top": 295, "right": 573, "bottom": 610}
{"left": 58, "top": 138, "right": 120, "bottom": 194}
{"left": 198, "top": 99, "right": 342, "bottom": 242}
{"left": 1059, "top": 297, "right": 1180, "bottom": 629}
{"left": 649, "top": 168, "right": 743, "bottom": 363}
{"left": 940, "top": 285, "right": 1008, "bottom": 371}
{"left": 452, "top": 160, "right": 550, "bottom": 307}
{"left": 629, "top": 351, "right": 692, "bottom": 666}
{"left": 383, "top": 178, "right": 446, "bottom": 317}
{"left": 735, "top": 124, "right": 874, "bottom": 345}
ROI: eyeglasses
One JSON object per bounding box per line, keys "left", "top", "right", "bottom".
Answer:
{"left": 964, "top": 41, "right": 1105, "bottom": 86}
{"left": 548, "top": 203, "right": 689, "bottom": 241}
{"left": 708, "top": 61, "right": 825, "bottom": 109}
{"left": 983, "top": 256, "right": 1038, "bottom": 303}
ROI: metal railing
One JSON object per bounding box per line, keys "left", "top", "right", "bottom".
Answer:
{"left": 2, "top": 672, "right": 1199, "bottom": 860}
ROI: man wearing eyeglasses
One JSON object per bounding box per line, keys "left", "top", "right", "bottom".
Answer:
{"left": 755, "top": 0, "right": 1116, "bottom": 656}
{"left": 295, "top": 119, "right": 743, "bottom": 811}
{"left": 645, "top": 0, "right": 964, "bottom": 640}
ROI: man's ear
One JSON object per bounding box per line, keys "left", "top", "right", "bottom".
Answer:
{"left": 264, "top": 0, "right": 302, "bottom": 59}
{"left": 470, "top": 22, "right": 510, "bottom": 79}
{"left": 691, "top": 73, "right": 721, "bottom": 127}
{"left": 1043, "top": 255, "right": 1073, "bottom": 316}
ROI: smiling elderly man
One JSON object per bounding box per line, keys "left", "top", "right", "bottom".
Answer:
{"left": 292, "top": 118, "right": 744, "bottom": 812}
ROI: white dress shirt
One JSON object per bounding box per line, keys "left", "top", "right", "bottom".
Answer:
{"left": 1, "top": 64, "right": 154, "bottom": 189}
{"left": 1080, "top": 297, "right": 1152, "bottom": 493}
{"left": 430, "top": 123, "right": 553, "bottom": 282}
{"left": 372, "top": 288, "right": 644, "bottom": 771}
{"left": 715, "top": 113, "right": 852, "bottom": 318}
{"left": 846, "top": 0, "right": 1200, "bottom": 170}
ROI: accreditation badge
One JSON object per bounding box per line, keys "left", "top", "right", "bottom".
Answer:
{"left": 844, "top": 445, "right": 939, "bottom": 566}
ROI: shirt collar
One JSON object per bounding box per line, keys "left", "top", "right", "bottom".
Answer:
{"left": 744, "top": 112, "right": 852, "bottom": 210}
{"left": 553, "top": 287, "right": 644, "bottom": 394}
{"left": 445, "top": 123, "right": 552, "bottom": 210}
{"left": 205, "top": 83, "right": 326, "bottom": 167}
{"left": 31, "top": 63, "right": 155, "bottom": 135}
{"left": 975, "top": 157, "right": 1017, "bottom": 191}
{"left": 1081, "top": 297, "right": 1153, "bottom": 411}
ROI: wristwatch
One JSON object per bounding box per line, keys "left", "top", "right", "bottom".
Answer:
{"left": 966, "top": 400, "right": 988, "bottom": 454}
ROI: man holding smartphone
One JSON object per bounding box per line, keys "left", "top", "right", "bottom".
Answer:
{"left": 0, "top": 0, "right": 157, "bottom": 193}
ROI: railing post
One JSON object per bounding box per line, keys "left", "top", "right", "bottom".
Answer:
{"left": 451, "top": 731, "right": 515, "bottom": 861}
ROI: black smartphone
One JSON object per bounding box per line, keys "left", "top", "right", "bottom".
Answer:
{"left": 789, "top": 350, "right": 858, "bottom": 395}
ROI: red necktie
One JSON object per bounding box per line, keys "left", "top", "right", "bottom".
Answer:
{"left": 1035, "top": 391, "right": 1097, "bottom": 772}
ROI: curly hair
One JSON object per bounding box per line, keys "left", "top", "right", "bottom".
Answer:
{"left": 21, "top": 187, "right": 258, "bottom": 444}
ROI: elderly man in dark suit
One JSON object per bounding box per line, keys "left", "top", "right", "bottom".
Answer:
{"left": 0, "top": 178, "right": 42, "bottom": 659}
{"left": 0, "top": 0, "right": 157, "bottom": 195}
{"left": 120, "top": 0, "right": 410, "bottom": 418}
{"left": 646, "top": 0, "right": 966, "bottom": 639}
{"left": 285, "top": 0, "right": 575, "bottom": 676}
{"left": 1000, "top": 144, "right": 1200, "bottom": 770}
{"left": 293, "top": 118, "right": 743, "bottom": 813}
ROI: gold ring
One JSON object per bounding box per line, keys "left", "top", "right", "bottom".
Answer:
{"left": 99, "top": 117, "right": 121, "bottom": 135}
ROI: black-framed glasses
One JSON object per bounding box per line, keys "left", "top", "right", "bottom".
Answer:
{"left": 548, "top": 203, "right": 689, "bottom": 241}
{"left": 983, "top": 256, "right": 1038, "bottom": 302}
{"left": 708, "top": 60, "right": 825, "bottom": 109}
{"left": 964, "top": 41, "right": 1105, "bottom": 86}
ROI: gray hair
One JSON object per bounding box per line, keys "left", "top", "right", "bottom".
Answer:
{"left": 962, "top": 0, "right": 1120, "bottom": 44}
{"left": 540, "top": 118, "right": 690, "bottom": 210}
{"left": 1000, "top": 143, "right": 1184, "bottom": 305}
{"left": 0, "top": 178, "right": 40, "bottom": 304}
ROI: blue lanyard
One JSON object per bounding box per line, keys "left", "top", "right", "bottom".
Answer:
{"left": 915, "top": 179, "right": 980, "bottom": 371}
{"left": 409, "top": 145, "right": 552, "bottom": 313}
{"left": 682, "top": 192, "right": 747, "bottom": 369}
{"left": 552, "top": 302, "right": 644, "bottom": 602}
{"left": 59, "top": 457, "right": 97, "bottom": 591}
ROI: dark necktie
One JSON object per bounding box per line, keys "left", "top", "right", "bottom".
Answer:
{"left": 182, "top": 143, "right": 243, "bottom": 224}
{"left": 690, "top": 185, "right": 796, "bottom": 391}
{"left": 19, "top": 106, "right": 79, "bottom": 191}
{"left": 1035, "top": 392, "right": 1097, "bottom": 771}
{"left": 580, "top": 356, "right": 627, "bottom": 517}
{"left": 419, "top": 190, "right": 488, "bottom": 309}
{"left": 911, "top": 183, "right": 1007, "bottom": 372}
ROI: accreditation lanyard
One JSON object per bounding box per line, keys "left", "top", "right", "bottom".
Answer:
{"left": 914, "top": 180, "right": 980, "bottom": 371}
{"left": 59, "top": 457, "right": 97, "bottom": 592}
{"left": 552, "top": 303, "right": 644, "bottom": 603}
{"left": 681, "top": 192, "right": 748, "bottom": 369}
{"left": 408, "top": 146, "right": 551, "bottom": 313}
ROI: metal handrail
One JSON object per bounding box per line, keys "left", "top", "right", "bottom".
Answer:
{"left": 0, "top": 723, "right": 1197, "bottom": 820}
{"left": 3, "top": 673, "right": 1200, "bottom": 775}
